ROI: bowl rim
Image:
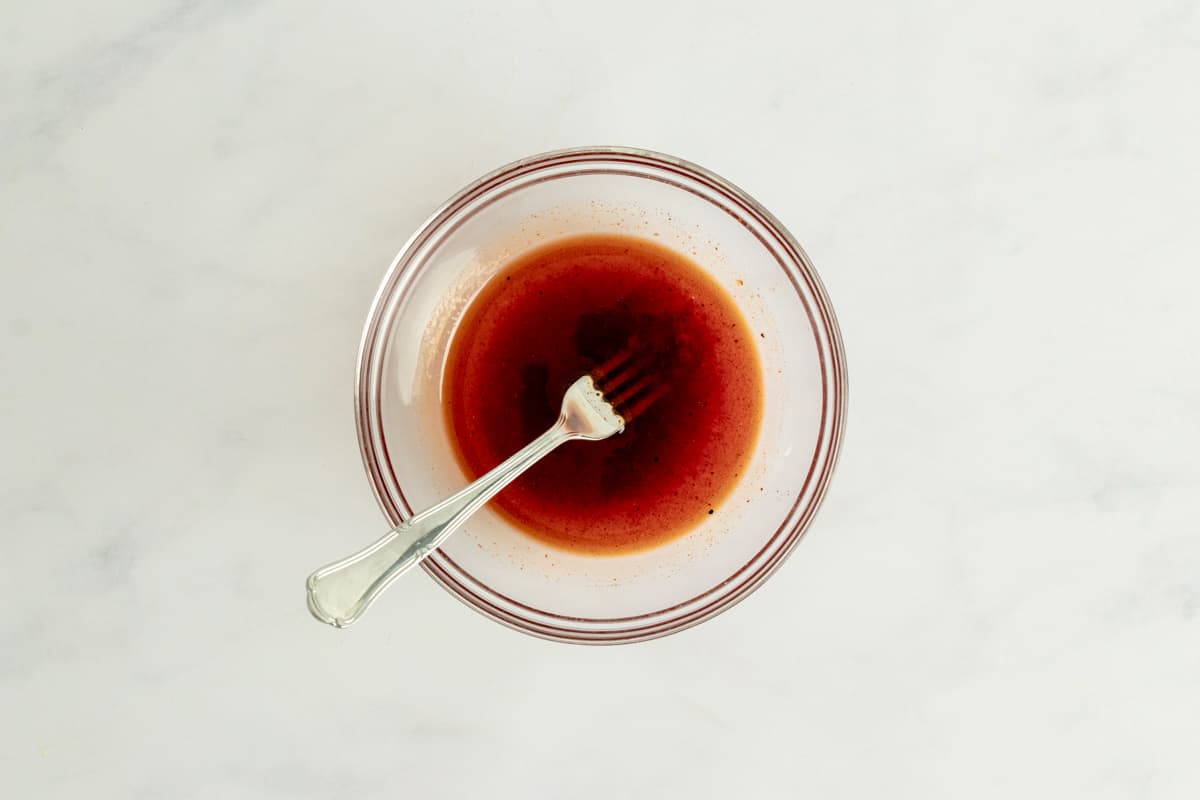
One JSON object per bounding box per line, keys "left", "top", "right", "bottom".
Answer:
{"left": 354, "top": 146, "right": 848, "bottom": 644}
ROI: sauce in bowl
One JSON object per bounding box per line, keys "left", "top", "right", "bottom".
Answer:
{"left": 445, "top": 234, "right": 763, "bottom": 554}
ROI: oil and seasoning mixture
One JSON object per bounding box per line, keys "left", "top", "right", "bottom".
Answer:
{"left": 444, "top": 234, "right": 763, "bottom": 554}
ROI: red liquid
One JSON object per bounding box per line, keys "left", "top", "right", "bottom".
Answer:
{"left": 444, "top": 234, "right": 763, "bottom": 554}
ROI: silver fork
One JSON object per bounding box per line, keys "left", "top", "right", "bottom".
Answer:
{"left": 306, "top": 375, "right": 626, "bottom": 628}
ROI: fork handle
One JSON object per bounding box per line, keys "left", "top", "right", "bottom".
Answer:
{"left": 306, "top": 419, "right": 575, "bottom": 627}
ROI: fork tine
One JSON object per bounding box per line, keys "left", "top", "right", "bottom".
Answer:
{"left": 591, "top": 346, "right": 636, "bottom": 381}
{"left": 608, "top": 373, "right": 656, "bottom": 407}
{"left": 589, "top": 339, "right": 669, "bottom": 427}
{"left": 621, "top": 383, "right": 669, "bottom": 424}
{"left": 601, "top": 354, "right": 654, "bottom": 396}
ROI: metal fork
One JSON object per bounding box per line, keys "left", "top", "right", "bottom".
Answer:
{"left": 306, "top": 375, "right": 627, "bottom": 628}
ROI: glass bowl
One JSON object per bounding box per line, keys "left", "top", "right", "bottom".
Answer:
{"left": 355, "top": 147, "right": 847, "bottom": 644}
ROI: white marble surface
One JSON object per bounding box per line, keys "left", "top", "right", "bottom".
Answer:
{"left": 3, "top": 0, "right": 1199, "bottom": 796}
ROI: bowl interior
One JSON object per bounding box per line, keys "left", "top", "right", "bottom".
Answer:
{"left": 359, "top": 150, "right": 843, "bottom": 641}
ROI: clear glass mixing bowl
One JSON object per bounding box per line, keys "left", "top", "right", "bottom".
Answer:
{"left": 354, "top": 147, "right": 847, "bottom": 643}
